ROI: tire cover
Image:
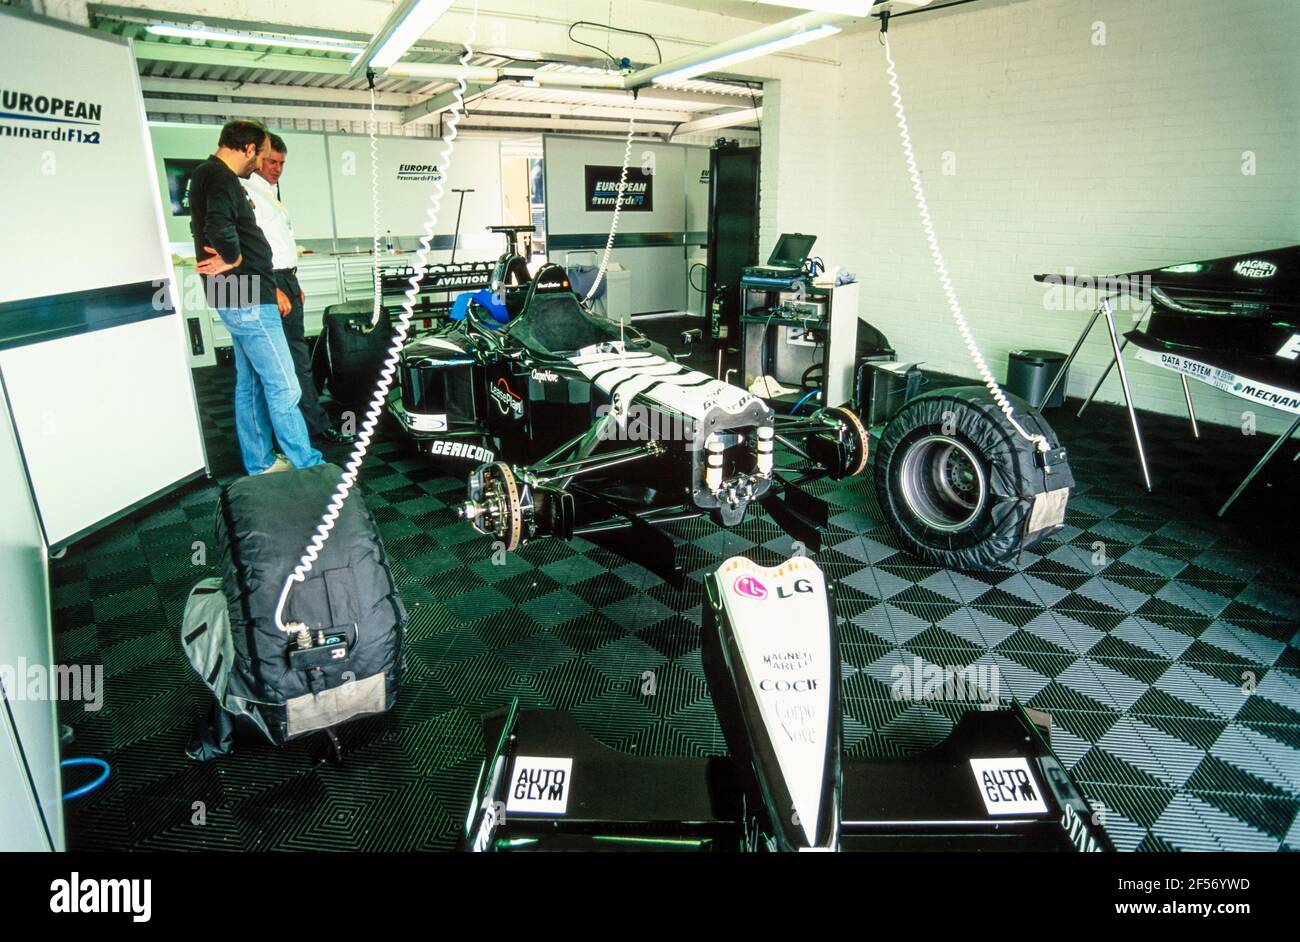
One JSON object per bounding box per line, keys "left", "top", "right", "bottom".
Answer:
{"left": 874, "top": 386, "right": 1073, "bottom": 570}
{"left": 215, "top": 463, "right": 407, "bottom": 741}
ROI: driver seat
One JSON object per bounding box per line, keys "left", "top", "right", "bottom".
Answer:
{"left": 505, "top": 263, "right": 623, "bottom": 355}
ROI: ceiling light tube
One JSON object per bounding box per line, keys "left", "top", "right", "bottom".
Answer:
{"left": 383, "top": 62, "right": 501, "bottom": 82}
{"left": 500, "top": 67, "right": 626, "bottom": 89}
{"left": 755, "top": 0, "right": 932, "bottom": 11}
{"left": 626, "top": 11, "right": 850, "bottom": 88}
{"left": 145, "top": 23, "right": 364, "bottom": 54}
{"left": 384, "top": 63, "right": 627, "bottom": 89}
{"left": 364, "top": 0, "right": 456, "bottom": 69}
{"left": 651, "top": 25, "right": 840, "bottom": 85}
{"left": 756, "top": 1, "right": 873, "bottom": 13}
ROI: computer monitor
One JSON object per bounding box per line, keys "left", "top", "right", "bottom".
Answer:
{"left": 766, "top": 232, "right": 817, "bottom": 269}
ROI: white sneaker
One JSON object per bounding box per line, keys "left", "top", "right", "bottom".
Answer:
{"left": 257, "top": 456, "right": 291, "bottom": 475}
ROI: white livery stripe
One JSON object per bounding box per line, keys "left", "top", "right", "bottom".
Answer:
{"left": 569, "top": 342, "right": 758, "bottom": 425}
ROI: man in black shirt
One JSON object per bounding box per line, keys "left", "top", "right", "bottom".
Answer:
{"left": 190, "top": 119, "right": 321, "bottom": 475}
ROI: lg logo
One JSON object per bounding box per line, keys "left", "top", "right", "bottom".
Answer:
{"left": 775, "top": 578, "right": 815, "bottom": 600}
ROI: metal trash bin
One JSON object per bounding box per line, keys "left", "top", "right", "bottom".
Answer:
{"left": 1006, "top": 349, "right": 1067, "bottom": 409}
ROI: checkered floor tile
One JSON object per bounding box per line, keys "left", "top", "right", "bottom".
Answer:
{"left": 52, "top": 340, "right": 1300, "bottom": 852}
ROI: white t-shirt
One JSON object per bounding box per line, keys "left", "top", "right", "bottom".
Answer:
{"left": 242, "top": 171, "right": 298, "bottom": 270}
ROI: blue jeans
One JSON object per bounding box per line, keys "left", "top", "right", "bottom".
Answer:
{"left": 216, "top": 303, "right": 323, "bottom": 474}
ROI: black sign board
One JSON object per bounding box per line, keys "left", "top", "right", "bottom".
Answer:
{"left": 163, "top": 158, "right": 204, "bottom": 216}
{"left": 584, "top": 164, "right": 653, "bottom": 212}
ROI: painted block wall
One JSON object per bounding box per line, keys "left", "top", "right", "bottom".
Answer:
{"left": 762, "top": 0, "right": 1299, "bottom": 433}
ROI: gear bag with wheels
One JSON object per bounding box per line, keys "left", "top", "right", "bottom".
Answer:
{"left": 180, "top": 463, "right": 407, "bottom": 757}
{"left": 873, "top": 386, "right": 1072, "bottom": 570}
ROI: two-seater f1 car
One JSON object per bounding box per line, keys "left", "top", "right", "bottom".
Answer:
{"left": 388, "top": 259, "right": 869, "bottom": 582}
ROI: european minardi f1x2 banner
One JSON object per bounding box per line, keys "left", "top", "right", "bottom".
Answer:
{"left": 584, "top": 164, "right": 653, "bottom": 212}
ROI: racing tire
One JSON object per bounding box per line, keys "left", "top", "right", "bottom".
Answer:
{"left": 873, "top": 386, "right": 1073, "bottom": 570}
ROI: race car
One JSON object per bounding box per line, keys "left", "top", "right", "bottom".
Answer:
{"left": 386, "top": 256, "right": 869, "bottom": 583}
{"left": 346, "top": 240, "right": 1073, "bottom": 575}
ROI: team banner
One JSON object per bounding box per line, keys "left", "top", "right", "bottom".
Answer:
{"left": 584, "top": 164, "right": 653, "bottom": 212}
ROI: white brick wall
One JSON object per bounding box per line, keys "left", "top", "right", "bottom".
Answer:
{"left": 761, "top": 0, "right": 1300, "bottom": 433}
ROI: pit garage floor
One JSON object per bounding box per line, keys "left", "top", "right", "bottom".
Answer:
{"left": 52, "top": 330, "right": 1300, "bottom": 852}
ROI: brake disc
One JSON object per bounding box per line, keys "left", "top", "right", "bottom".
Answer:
{"left": 825, "top": 405, "right": 869, "bottom": 477}
{"left": 476, "top": 461, "right": 523, "bottom": 552}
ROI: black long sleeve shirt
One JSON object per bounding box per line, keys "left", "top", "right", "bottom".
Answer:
{"left": 188, "top": 154, "right": 275, "bottom": 305}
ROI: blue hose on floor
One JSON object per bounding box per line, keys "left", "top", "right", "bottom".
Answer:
{"left": 61, "top": 757, "right": 110, "bottom": 800}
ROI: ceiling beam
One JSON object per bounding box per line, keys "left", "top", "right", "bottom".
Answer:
{"left": 132, "top": 38, "right": 354, "bottom": 75}
{"left": 401, "top": 81, "right": 496, "bottom": 125}
{"left": 669, "top": 106, "right": 763, "bottom": 139}
{"left": 141, "top": 97, "right": 403, "bottom": 124}
{"left": 139, "top": 77, "right": 421, "bottom": 106}
{"left": 456, "top": 114, "right": 677, "bottom": 135}
{"left": 503, "top": 84, "right": 756, "bottom": 111}
{"left": 465, "top": 97, "right": 695, "bottom": 123}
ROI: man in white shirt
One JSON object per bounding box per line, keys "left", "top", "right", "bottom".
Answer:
{"left": 243, "top": 133, "right": 353, "bottom": 445}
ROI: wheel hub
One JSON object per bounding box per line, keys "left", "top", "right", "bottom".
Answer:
{"left": 898, "top": 434, "right": 988, "bottom": 532}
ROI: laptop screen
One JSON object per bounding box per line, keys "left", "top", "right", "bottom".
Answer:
{"left": 767, "top": 232, "right": 817, "bottom": 268}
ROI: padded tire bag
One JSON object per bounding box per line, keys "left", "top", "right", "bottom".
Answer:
{"left": 324, "top": 302, "right": 395, "bottom": 413}
{"left": 214, "top": 463, "right": 407, "bottom": 744}
{"left": 873, "top": 386, "right": 1073, "bottom": 570}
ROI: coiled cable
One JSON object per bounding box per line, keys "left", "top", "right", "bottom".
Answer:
{"left": 584, "top": 97, "right": 639, "bottom": 303}
{"left": 369, "top": 80, "right": 384, "bottom": 329}
{"left": 273, "top": 2, "right": 480, "bottom": 633}
{"left": 883, "top": 36, "right": 1047, "bottom": 452}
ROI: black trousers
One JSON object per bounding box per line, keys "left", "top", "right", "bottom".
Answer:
{"left": 276, "top": 269, "right": 331, "bottom": 438}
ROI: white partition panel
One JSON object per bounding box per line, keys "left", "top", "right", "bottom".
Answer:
{"left": 0, "top": 317, "right": 205, "bottom": 545}
{"left": 326, "top": 135, "right": 504, "bottom": 260}
{"left": 543, "top": 136, "right": 698, "bottom": 315}
{"left": 0, "top": 9, "right": 206, "bottom": 548}
{"left": 0, "top": 375, "right": 60, "bottom": 851}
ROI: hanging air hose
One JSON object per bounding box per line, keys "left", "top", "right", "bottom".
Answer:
{"left": 272, "top": 2, "right": 480, "bottom": 634}
{"left": 882, "top": 34, "right": 1048, "bottom": 454}
{"left": 585, "top": 93, "right": 639, "bottom": 303}
{"left": 873, "top": 29, "right": 1072, "bottom": 572}
{"left": 368, "top": 73, "right": 384, "bottom": 330}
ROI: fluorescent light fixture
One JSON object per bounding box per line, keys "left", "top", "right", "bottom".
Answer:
{"left": 756, "top": 0, "right": 933, "bottom": 11}
{"left": 759, "top": 0, "right": 930, "bottom": 10}
{"left": 367, "top": 0, "right": 455, "bottom": 68}
{"left": 756, "top": 1, "right": 873, "bottom": 13}
{"left": 146, "top": 23, "right": 364, "bottom": 54}
{"left": 651, "top": 24, "right": 841, "bottom": 85}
